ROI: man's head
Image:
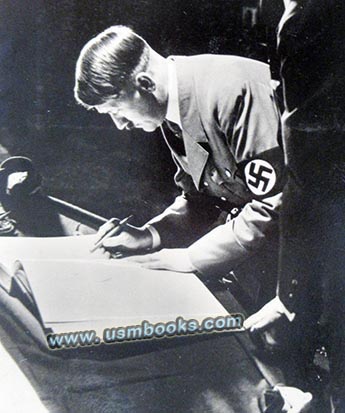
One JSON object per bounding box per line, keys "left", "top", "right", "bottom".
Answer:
{"left": 74, "top": 26, "right": 168, "bottom": 132}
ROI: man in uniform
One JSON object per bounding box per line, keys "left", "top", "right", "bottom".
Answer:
{"left": 245, "top": 1, "right": 345, "bottom": 410}
{"left": 74, "top": 25, "right": 284, "bottom": 308}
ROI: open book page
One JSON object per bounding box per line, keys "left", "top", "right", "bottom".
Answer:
{"left": 0, "top": 236, "right": 230, "bottom": 336}
{"left": 16, "top": 259, "right": 229, "bottom": 336}
{"left": 0, "top": 235, "right": 107, "bottom": 269}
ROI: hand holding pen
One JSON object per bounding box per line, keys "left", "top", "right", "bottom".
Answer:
{"left": 90, "top": 215, "right": 133, "bottom": 253}
{"left": 91, "top": 214, "right": 154, "bottom": 254}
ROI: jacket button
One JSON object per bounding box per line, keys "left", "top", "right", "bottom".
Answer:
{"left": 225, "top": 169, "right": 231, "bottom": 178}
{"left": 291, "top": 279, "right": 298, "bottom": 286}
{"left": 288, "top": 293, "right": 293, "bottom": 299}
{"left": 203, "top": 181, "right": 209, "bottom": 187}
{"left": 221, "top": 196, "right": 227, "bottom": 201}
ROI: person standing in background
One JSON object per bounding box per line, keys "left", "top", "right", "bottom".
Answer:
{"left": 245, "top": 1, "right": 345, "bottom": 411}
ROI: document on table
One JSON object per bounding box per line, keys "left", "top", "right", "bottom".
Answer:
{"left": 0, "top": 236, "right": 229, "bottom": 336}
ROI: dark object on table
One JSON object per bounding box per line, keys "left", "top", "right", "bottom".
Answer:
{"left": 0, "top": 156, "right": 106, "bottom": 236}
{"left": 0, "top": 156, "right": 42, "bottom": 203}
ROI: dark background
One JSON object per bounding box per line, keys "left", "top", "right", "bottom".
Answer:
{"left": 0, "top": 0, "right": 283, "bottom": 224}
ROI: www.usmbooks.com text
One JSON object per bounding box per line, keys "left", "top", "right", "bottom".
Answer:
{"left": 46, "top": 314, "right": 244, "bottom": 350}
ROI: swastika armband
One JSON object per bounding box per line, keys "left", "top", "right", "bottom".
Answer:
{"left": 239, "top": 147, "right": 286, "bottom": 198}
{"left": 244, "top": 160, "right": 276, "bottom": 196}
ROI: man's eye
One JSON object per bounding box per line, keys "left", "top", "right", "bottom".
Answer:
{"left": 112, "top": 92, "right": 121, "bottom": 100}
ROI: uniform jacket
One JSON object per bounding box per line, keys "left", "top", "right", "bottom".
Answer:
{"left": 148, "top": 55, "right": 285, "bottom": 275}
{"left": 277, "top": 0, "right": 345, "bottom": 314}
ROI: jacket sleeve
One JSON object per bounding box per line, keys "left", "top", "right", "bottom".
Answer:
{"left": 187, "top": 193, "right": 282, "bottom": 275}
{"left": 187, "top": 77, "right": 284, "bottom": 276}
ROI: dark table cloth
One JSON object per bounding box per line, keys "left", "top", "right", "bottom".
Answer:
{"left": 0, "top": 286, "right": 289, "bottom": 413}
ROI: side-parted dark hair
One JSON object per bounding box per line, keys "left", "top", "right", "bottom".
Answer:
{"left": 74, "top": 25, "right": 149, "bottom": 109}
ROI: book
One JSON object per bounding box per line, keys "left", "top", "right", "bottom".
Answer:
{"left": 0, "top": 236, "right": 230, "bottom": 339}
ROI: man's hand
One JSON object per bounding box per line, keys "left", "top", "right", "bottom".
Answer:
{"left": 91, "top": 246, "right": 112, "bottom": 260}
{"left": 96, "top": 219, "right": 153, "bottom": 252}
{"left": 243, "top": 297, "right": 287, "bottom": 332}
{"left": 123, "top": 248, "right": 197, "bottom": 273}
{"left": 276, "top": 385, "right": 312, "bottom": 413}
{"left": 243, "top": 297, "right": 297, "bottom": 348}
{"left": 261, "top": 385, "right": 312, "bottom": 413}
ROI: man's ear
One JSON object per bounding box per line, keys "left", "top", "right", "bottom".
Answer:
{"left": 135, "top": 73, "right": 156, "bottom": 93}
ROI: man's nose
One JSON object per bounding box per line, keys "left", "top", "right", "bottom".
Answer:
{"left": 109, "top": 113, "right": 130, "bottom": 130}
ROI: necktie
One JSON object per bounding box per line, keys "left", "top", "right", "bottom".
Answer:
{"left": 162, "top": 120, "right": 186, "bottom": 156}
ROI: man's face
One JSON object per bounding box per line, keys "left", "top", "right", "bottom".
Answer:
{"left": 95, "top": 87, "right": 165, "bottom": 133}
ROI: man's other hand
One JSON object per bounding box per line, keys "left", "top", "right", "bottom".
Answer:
{"left": 276, "top": 385, "right": 312, "bottom": 413}
{"left": 97, "top": 219, "right": 153, "bottom": 252}
{"left": 123, "top": 248, "right": 197, "bottom": 273}
{"left": 243, "top": 297, "right": 287, "bottom": 332}
{"left": 244, "top": 297, "right": 297, "bottom": 350}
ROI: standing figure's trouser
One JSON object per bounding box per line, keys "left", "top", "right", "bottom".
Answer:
{"left": 278, "top": 125, "right": 345, "bottom": 412}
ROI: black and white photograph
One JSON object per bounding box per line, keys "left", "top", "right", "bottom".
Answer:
{"left": 0, "top": 1, "right": 344, "bottom": 412}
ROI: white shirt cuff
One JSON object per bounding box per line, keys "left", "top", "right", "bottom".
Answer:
{"left": 274, "top": 296, "right": 296, "bottom": 322}
{"left": 145, "top": 224, "right": 161, "bottom": 250}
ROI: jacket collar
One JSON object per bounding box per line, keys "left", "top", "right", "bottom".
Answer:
{"left": 171, "top": 56, "right": 209, "bottom": 189}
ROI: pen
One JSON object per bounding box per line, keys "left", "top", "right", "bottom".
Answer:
{"left": 90, "top": 215, "right": 133, "bottom": 253}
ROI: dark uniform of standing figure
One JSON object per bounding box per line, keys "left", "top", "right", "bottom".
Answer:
{"left": 246, "top": 1, "right": 345, "bottom": 411}
{"left": 279, "top": 1, "right": 345, "bottom": 411}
